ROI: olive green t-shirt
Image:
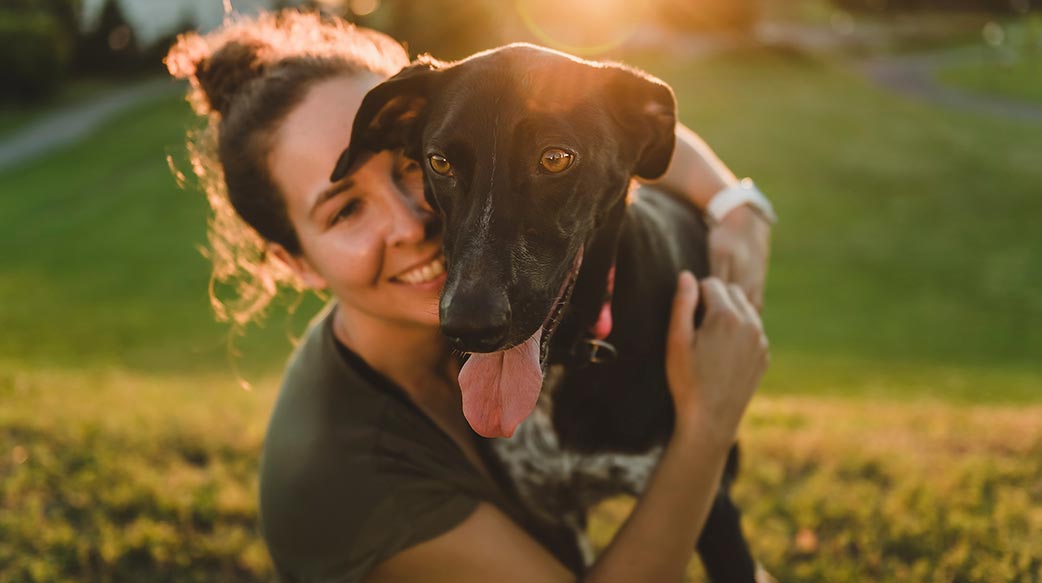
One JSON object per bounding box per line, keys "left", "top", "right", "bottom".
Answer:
{"left": 259, "top": 305, "right": 585, "bottom": 582}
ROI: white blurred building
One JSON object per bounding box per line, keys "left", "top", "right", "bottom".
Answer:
{"left": 79, "top": 0, "right": 310, "bottom": 46}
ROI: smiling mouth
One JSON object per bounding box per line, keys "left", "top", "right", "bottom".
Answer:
{"left": 391, "top": 254, "right": 445, "bottom": 284}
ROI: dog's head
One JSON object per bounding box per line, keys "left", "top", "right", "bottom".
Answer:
{"left": 332, "top": 44, "right": 676, "bottom": 436}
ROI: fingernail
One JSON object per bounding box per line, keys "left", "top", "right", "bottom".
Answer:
{"left": 679, "top": 271, "right": 696, "bottom": 294}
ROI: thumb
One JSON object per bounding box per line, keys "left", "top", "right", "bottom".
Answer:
{"left": 667, "top": 271, "right": 700, "bottom": 354}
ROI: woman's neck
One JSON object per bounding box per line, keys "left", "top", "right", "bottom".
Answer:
{"left": 333, "top": 304, "right": 458, "bottom": 399}
{"left": 333, "top": 303, "right": 488, "bottom": 478}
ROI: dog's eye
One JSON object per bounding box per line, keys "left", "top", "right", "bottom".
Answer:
{"left": 428, "top": 154, "right": 454, "bottom": 176}
{"left": 540, "top": 148, "right": 574, "bottom": 173}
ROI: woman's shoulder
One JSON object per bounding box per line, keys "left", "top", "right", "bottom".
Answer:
{"left": 259, "top": 413, "right": 479, "bottom": 583}
{"left": 262, "top": 304, "right": 474, "bottom": 472}
{"left": 258, "top": 305, "right": 487, "bottom": 581}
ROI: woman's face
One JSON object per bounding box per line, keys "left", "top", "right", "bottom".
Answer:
{"left": 268, "top": 74, "right": 446, "bottom": 329}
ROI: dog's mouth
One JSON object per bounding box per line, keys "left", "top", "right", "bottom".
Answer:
{"left": 457, "top": 246, "right": 584, "bottom": 439}
{"left": 538, "top": 245, "right": 584, "bottom": 367}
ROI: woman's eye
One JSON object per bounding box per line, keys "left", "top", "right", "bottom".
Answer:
{"left": 331, "top": 199, "right": 361, "bottom": 225}
{"left": 396, "top": 156, "right": 421, "bottom": 177}
{"left": 539, "top": 148, "right": 574, "bottom": 173}
{"left": 428, "top": 154, "right": 454, "bottom": 176}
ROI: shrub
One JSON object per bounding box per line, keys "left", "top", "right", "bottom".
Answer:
{"left": 832, "top": 0, "right": 1040, "bottom": 13}
{"left": 655, "top": 0, "right": 760, "bottom": 32}
{"left": 0, "top": 9, "right": 73, "bottom": 101}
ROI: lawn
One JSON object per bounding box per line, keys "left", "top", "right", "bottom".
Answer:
{"left": 938, "top": 50, "right": 1042, "bottom": 105}
{"left": 935, "top": 17, "right": 1042, "bottom": 105}
{"left": 1, "top": 46, "right": 1039, "bottom": 582}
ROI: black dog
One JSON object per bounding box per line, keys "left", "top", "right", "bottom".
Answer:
{"left": 333, "top": 44, "right": 760, "bottom": 582}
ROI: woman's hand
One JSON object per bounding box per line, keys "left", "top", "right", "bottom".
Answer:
{"left": 665, "top": 272, "right": 768, "bottom": 446}
{"left": 709, "top": 205, "right": 771, "bottom": 311}
{"left": 646, "top": 123, "right": 772, "bottom": 310}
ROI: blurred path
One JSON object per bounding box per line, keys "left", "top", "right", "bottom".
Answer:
{"left": 636, "top": 22, "right": 1042, "bottom": 124}
{"left": 758, "top": 23, "right": 1042, "bottom": 123}
{"left": 861, "top": 50, "right": 1042, "bottom": 125}
{"left": 0, "top": 78, "right": 182, "bottom": 173}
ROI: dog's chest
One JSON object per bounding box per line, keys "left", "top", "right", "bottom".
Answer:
{"left": 490, "top": 367, "right": 662, "bottom": 528}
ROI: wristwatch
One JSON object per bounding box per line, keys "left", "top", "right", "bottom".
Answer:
{"left": 705, "top": 178, "right": 777, "bottom": 226}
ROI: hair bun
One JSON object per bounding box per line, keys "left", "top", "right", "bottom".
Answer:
{"left": 193, "top": 40, "right": 270, "bottom": 117}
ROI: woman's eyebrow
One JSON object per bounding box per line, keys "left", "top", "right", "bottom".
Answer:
{"left": 309, "top": 179, "right": 355, "bottom": 220}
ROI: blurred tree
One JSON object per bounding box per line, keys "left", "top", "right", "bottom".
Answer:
{"left": 72, "top": 0, "right": 192, "bottom": 76}
{"left": 0, "top": 0, "right": 78, "bottom": 101}
{"left": 366, "top": 0, "right": 504, "bottom": 59}
{"left": 73, "top": 0, "right": 141, "bottom": 74}
{"left": 832, "top": 0, "right": 1039, "bottom": 12}
{"left": 655, "top": 0, "right": 760, "bottom": 33}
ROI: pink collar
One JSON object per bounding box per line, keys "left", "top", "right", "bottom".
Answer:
{"left": 590, "top": 264, "right": 615, "bottom": 340}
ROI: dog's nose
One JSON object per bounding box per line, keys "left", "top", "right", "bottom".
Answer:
{"left": 441, "top": 294, "right": 511, "bottom": 353}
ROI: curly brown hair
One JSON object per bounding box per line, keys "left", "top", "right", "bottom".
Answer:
{"left": 166, "top": 10, "right": 409, "bottom": 326}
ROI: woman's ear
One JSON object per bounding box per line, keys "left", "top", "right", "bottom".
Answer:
{"left": 268, "top": 243, "right": 327, "bottom": 290}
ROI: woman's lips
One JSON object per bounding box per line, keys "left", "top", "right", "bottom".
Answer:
{"left": 391, "top": 254, "right": 445, "bottom": 284}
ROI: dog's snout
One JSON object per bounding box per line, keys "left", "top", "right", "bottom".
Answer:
{"left": 441, "top": 290, "right": 511, "bottom": 352}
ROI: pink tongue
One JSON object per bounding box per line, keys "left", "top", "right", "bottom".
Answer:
{"left": 458, "top": 327, "right": 545, "bottom": 438}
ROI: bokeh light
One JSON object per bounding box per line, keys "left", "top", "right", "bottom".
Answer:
{"left": 983, "top": 21, "right": 1005, "bottom": 46}
{"left": 516, "top": 0, "right": 653, "bottom": 56}
{"left": 350, "top": 0, "right": 381, "bottom": 17}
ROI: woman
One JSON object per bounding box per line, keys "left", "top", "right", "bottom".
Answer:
{"left": 167, "top": 10, "right": 770, "bottom": 583}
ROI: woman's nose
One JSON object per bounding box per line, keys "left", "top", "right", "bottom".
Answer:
{"left": 385, "top": 186, "right": 437, "bottom": 246}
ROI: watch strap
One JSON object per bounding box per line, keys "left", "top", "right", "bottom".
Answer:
{"left": 706, "top": 178, "right": 777, "bottom": 225}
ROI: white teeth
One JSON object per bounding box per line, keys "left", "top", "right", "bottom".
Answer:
{"left": 397, "top": 257, "right": 445, "bottom": 284}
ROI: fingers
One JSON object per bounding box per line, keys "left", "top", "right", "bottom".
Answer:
{"left": 729, "top": 282, "right": 764, "bottom": 335}
{"left": 667, "top": 271, "right": 700, "bottom": 351}
{"left": 709, "top": 248, "right": 732, "bottom": 285}
{"left": 727, "top": 283, "right": 769, "bottom": 376}
{"left": 718, "top": 250, "right": 766, "bottom": 313}
{"left": 709, "top": 217, "right": 770, "bottom": 312}
{"left": 699, "top": 277, "right": 739, "bottom": 321}
{"left": 748, "top": 281, "right": 765, "bottom": 313}
{"left": 704, "top": 279, "right": 765, "bottom": 351}
{"left": 733, "top": 257, "right": 766, "bottom": 312}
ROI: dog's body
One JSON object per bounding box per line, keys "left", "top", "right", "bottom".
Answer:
{"left": 492, "top": 184, "right": 754, "bottom": 581}
{"left": 334, "top": 44, "right": 757, "bottom": 582}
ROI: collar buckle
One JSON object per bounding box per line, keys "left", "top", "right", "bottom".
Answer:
{"left": 572, "top": 338, "right": 618, "bottom": 366}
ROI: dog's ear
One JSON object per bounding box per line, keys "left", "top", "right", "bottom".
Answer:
{"left": 604, "top": 66, "right": 677, "bottom": 180}
{"left": 330, "top": 59, "right": 444, "bottom": 182}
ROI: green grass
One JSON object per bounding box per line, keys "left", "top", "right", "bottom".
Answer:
{"left": 0, "top": 94, "right": 322, "bottom": 378}
{"left": 935, "top": 17, "right": 1042, "bottom": 105}
{"left": 591, "top": 396, "right": 1042, "bottom": 582}
{"left": 938, "top": 50, "right": 1042, "bottom": 105}
{"left": 0, "top": 369, "right": 276, "bottom": 583}
{"left": 643, "top": 49, "right": 1042, "bottom": 385}
{"left": 1, "top": 47, "right": 1040, "bottom": 581}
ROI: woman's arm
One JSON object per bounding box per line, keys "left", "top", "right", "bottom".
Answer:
{"left": 649, "top": 123, "right": 773, "bottom": 310}
{"left": 364, "top": 274, "right": 767, "bottom": 583}
{"left": 650, "top": 123, "right": 738, "bottom": 209}
{"left": 586, "top": 274, "right": 766, "bottom": 582}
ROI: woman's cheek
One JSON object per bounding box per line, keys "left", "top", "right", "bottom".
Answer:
{"left": 324, "top": 227, "right": 384, "bottom": 287}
